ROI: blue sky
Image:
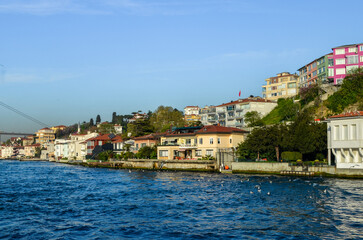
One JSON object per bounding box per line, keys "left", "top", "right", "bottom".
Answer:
{"left": 0, "top": 0, "right": 363, "bottom": 133}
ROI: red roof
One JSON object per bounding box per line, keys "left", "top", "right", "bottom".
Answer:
{"left": 133, "top": 133, "right": 161, "bottom": 141}
{"left": 87, "top": 134, "right": 122, "bottom": 142}
{"left": 216, "top": 98, "right": 273, "bottom": 107}
{"left": 196, "top": 125, "right": 248, "bottom": 134}
{"left": 329, "top": 111, "right": 363, "bottom": 119}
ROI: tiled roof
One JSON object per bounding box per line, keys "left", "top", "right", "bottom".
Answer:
{"left": 196, "top": 125, "right": 248, "bottom": 134}
{"left": 329, "top": 111, "right": 363, "bottom": 119}
{"left": 184, "top": 106, "right": 199, "bottom": 108}
{"left": 216, "top": 98, "right": 273, "bottom": 107}
{"left": 133, "top": 133, "right": 160, "bottom": 140}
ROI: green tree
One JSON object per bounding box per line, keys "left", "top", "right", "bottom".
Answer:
{"left": 90, "top": 118, "right": 94, "bottom": 126}
{"left": 326, "top": 67, "right": 363, "bottom": 113}
{"left": 136, "top": 146, "right": 157, "bottom": 159}
{"left": 244, "top": 111, "right": 264, "bottom": 127}
{"left": 277, "top": 98, "right": 299, "bottom": 121}
{"left": 96, "top": 115, "right": 101, "bottom": 124}
{"left": 127, "top": 119, "right": 154, "bottom": 137}
{"left": 149, "top": 106, "right": 186, "bottom": 132}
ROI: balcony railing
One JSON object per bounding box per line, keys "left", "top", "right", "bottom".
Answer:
{"left": 179, "top": 144, "right": 197, "bottom": 148}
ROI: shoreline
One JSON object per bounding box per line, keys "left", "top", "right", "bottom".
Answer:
{"left": 2, "top": 158, "right": 363, "bottom": 179}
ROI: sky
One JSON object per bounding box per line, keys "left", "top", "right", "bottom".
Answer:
{"left": 0, "top": 0, "right": 363, "bottom": 133}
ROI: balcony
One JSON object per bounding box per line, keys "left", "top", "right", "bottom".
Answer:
{"left": 179, "top": 144, "right": 197, "bottom": 149}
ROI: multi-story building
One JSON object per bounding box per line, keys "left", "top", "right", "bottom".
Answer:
{"left": 262, "top": 72, "right": 299, "bottom": 100}
{"left": 328, "top": 43, "right": 363, "bottom": 85}
{"left": 298, "top": 53, "right": 333, "bottom": 88}
{"left": 200, "top": 97, "right": 276, "bottom": 128}
{"left": 35, "top": 128, "right": 55, "bottom": 146}
{"left": 133, "top": 133, "right": 161, "bottom": 152}
{"left": 184, "top": 106, "right": 201, "bottom": 123}
{"left": 50, "top": 125, "right": 67, "bottom": 133}
{"left": 326, "top": 111, "right": 363, "bottom": 168}
{"left": 157, "top": 125, "right": 247, "bottom": 160}
{"left": 68, "top": 132, "right": 99, "bottom": 160}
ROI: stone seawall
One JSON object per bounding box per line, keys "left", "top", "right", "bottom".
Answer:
{"left": 232, "top": 162, "right": 363, "bottom": 178}
{"left": 87, "top": 159, "right": 218, "bottom": 172}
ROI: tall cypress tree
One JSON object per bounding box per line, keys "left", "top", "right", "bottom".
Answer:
{"left": 90, "top": 118, "right": 94, "bottom": 126}
{"left": 96, "top": 115, "right": 101, "bottom": 124}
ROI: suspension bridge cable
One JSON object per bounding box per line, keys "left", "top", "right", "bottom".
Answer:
{"left": 0, "top": 100, "right": 49, "bottom": 128}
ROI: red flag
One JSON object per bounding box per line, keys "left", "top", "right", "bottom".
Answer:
{"left": 239, "top": 90, "right": 241, "bottom": 97}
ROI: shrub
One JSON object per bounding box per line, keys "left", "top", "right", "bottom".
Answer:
{"left": 281, "top": 151, "right": 302, "bottom": 161}
{"left": 315, "top": 153, "right": 324, "bottom": 161}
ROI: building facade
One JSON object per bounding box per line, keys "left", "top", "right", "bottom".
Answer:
{"left": 200, "top": 97, "right": 277, "bottom": 128}
{"left": 35, "top": 128, "right": 55, "bottom": 146}
{"left": 328, "top": 43, "right": 363, "bottom": 85}
{"left": 298, "top": 54, "right": 332, "bottom": 88}
{"left": 262, "top": 72, "right": 299, "bottom": 100}
{"left": 157, "top": 125, "right": 247, "bottom": 160}
{"left": 327, "top": 111, "right": 363, "bottom": 169}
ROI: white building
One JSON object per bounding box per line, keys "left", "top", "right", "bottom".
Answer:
{"left": 200, "top": 97, "right": 277, "bottom": 128}
{"left": 327, "top": 111, "right": 363, "bottom": 169}
{"left": 68, "top": 132, "right": 98, "bottom": 160}
{"left": 54, "top": 139, "right": 71, "bottom": 160}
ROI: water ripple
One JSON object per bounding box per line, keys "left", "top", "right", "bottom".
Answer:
{"left": 0, "top": 160, "right": 362, "bottom": 239}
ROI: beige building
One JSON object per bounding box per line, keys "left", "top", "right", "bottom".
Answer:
{"left": 35, "top": 128, "right": 55, "bottom": 146}
{"left": 157, "top": 125, "right": 247, "bottom": 160}
{"left": 262, "top": 72, "right": 299, "bottom": 101}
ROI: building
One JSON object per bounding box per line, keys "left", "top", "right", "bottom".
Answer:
{"left": 262, "top": 72, "right": 299, "bottom": 100}
{"left": 298, "top": 53, "right": 333, "bottom": 88}
{"left": 114, "top": 124, "right": 123, "bottom": 134}
{"left": 326, "top": 111, "right": 363, "bottom": 169}
{"left": 328, "top": 43, "right": 363, "bottom": 85}
{"left": 200, "top": 97, "right": 277, "bottom": 128}
{"left": 129, "top": 113, "right": 148, "bottom": 123}
{"left": 133, "top": 133, "right": 162, "bottom": 152}
{"left": 50, "top": 125, "right": 67, "bottom": 133}
{"left": 22, "top": 135, "right": 35, "bottom": 146}
{"left": 35, "top": 128, "right": 55, "bottom": 146}
{"left": 157, "top": 125, "right": 248, "bottom": 160}
{"left": 54, "top": 139, "right": 71, "bottom": 160}
{"left": 68, "top": 132, "right": 99, "bottom": 160}
{"left": 85, "top": 134, "right": 122, "bottom": 158}
{"left": 184, "top": 106, "right": 201, "bottom": 123}
{"left": 24, "top": 144, "right": 40, "bottom": 158}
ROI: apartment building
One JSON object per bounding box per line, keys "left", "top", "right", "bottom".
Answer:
{"left": 298, "top": 53, "right": 332, "bottom": 88}
{"left": 184, "top": 106, "right": 201, "bottom": 123}
{"left": 157, "top": 125, "right": 247, "bottom": 160}
{"left": 262, "top": 72, "right": 299, "bottom": 100}
{"left": 328, "top": 43, "right": 363, "bottom": 85}
{"left": 35, "top": 128, "right": 55, "bottom": 146}
{"left": 200, "top": 97, "right": 276, "bottom": 128}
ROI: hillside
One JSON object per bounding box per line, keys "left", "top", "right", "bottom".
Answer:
{"left": 262, "top": 68, "right": 363, "bottom": 124}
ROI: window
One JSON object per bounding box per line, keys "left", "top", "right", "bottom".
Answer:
{"left": 210, "top": 138, "right": 214, "bottom": 144}
{"left": 141, "top": 143, "right": 146, "bottom": 147}
{"left": 229, "top": 138, "right": 232, "bottom": 144}
{"left": 335, "top": 48, "right": 345, "bottom": 55}
{"left": 348, "top": 47, "right": 357, "bottom": 53}
{"left": 199, "top": 138, "right": 203, "bottom": 145}
{"left": 360, "top": 46, "right": 363, "bottom": 51}
{"left": 186, "top": 139, "right": 191, "bottom": 145}
{"left": 206, "top": 149, "right": 213, "bottom": 156}
{"left": 135, "top": 143, "right": 139, "bottom": 150}
{"left": 217, "top": 138, "right": 221, "bottom": 144}
{"left": 342, "top": 125, "right": 348, "bottom": 140}
{"left": 336, "top": 68, "right": 346, "bottom": 75}
{"left": 159, "top": 150, "right": 169, "bottom": 157}
{"left": 328, "top": 59, "right": 334, "bottom": 66}
{"left": 288, "top": 89, "right": 296, "bottom": 95}
{"left": 195, "top": 150, "right": 202, "bottom": 157}
{"left": 351, "top": 124, "right": 357, "bottom": 140}
{"left": 336, "top": 58, "right": 345, "bottom": 65}
{"left": 328, "top": 68, "right": 334, "bottom": 77}
{"left": 361, "top": 56, "right": 363, "bottom": 62}
{"left": 347, "top": 55, "right": 358, "bottom": 64}
{"left": 334, "top": 125, "right": 339, "bottom": 140}
{"left": 312, "top": 71, "right": 317, "bottom": 77}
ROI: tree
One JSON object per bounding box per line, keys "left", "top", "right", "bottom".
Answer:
{"left": 136, "top": 146, "right": 157, "bottom": 159}
{"left": 277, "top": 98, "right": 299, "bottom": 121}
{"left": 96, "top": 115, "right": 101, "bottom": 124}
{"left": 127, "top": 119, "right": 154, "bottom": 137}
{"left": 326, "top": 67, "right": 363, "bottom": 113}
{"left": 90, "top": 118, "right": 94, "bottom": 126}
{"left": 112, "top": 112, "right": 117, "bottom": 124}
{"left": 149, "top": 106, "right": 186, "bottom": 132}
{"left": 244, "top": 111, "right": 264, "bottom": 127}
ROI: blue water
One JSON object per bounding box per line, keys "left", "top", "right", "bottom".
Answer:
{"left": 0, "top": 160, "right": 362, "bottom": 239}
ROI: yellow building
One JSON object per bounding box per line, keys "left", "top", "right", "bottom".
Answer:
{"left": 50, "top": 125, "right": 67, "bottom": 132}
{"left": 157, "top": 125, "right": 247, "bottom": 160}
{"left": 262, "top": 72, "right": 298, "bottom": 101}
{"left": 35, "top": 128, "right": 55, "bottom": 146}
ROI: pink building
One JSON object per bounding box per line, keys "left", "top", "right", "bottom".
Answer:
{"left": 328, "top": 43, "right": 363, "bottom": 85}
